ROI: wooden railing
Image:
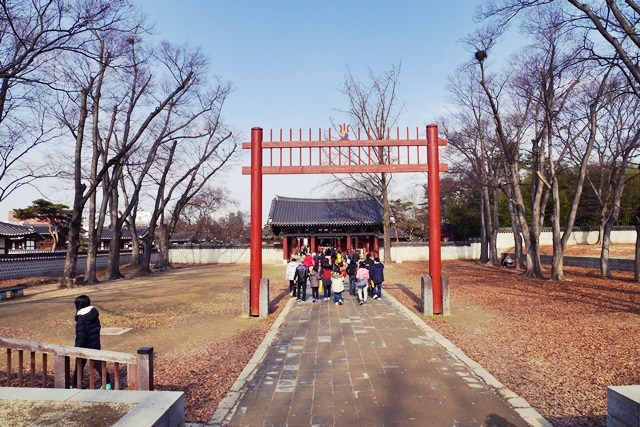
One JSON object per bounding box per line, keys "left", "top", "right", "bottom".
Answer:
{"left": 0, "top": 337, "right": 153, "bottom": 390}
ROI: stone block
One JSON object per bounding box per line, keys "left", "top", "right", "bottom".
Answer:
{"left": 421, "top": 275, "right": 450, "bottom": 316}
{"left": 608, "top": 385, "right": 640, "bottom": 427}
{"left": 260, "top": 277, "right": 269, "bottom": 318}
{"left": 241, "top": 276, "right": 250, "bottom": 318}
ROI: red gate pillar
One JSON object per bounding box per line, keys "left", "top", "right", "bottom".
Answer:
{"left": 310, "top": 236, "right": 316, "bottom": 255}
{"left": 346, "top": 235, "right": 352, "bottom": 253}
{"left": 250, "top": 127, "right": 263, "bottom": 316}
{"left": 427, "top": 124, "right": 443, "bottom": 314}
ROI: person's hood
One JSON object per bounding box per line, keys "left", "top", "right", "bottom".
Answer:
{"left": 77, "top": 306, "right": 98, "bottom": 319}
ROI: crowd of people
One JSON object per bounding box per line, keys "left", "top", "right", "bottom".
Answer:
{"left": 285, "top": 246, "right": 385, "bottom": 306}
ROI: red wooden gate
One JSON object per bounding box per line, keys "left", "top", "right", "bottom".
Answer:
{"left": 242, "top": 124, "right": 447, "bottom": 315}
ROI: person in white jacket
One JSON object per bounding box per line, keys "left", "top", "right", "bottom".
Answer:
{"left": 331, "top": 270, "right": 345, "bottom": 305}
{"left": 285, "top": 258, "right": 299, "bottom": 297}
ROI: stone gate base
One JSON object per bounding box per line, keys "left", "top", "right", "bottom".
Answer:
{"left": 242, "top": 277, "right": 270, "bottom": 318}
{"left": 421, "top": 275, "right": 450, "bottom": 316}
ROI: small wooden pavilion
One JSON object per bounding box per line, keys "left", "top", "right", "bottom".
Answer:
{"left": 268, "top": 196, "right": 383, "bottom": 261}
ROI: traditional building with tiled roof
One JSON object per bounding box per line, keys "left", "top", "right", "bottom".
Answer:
{"left": 268, "top": 196, "right": 384, "bottom": 260}
{"left": 0, "top": 221, "right": 42, "bottom": 254}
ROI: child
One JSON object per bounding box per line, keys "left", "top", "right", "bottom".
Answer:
{"left": 321, "top": 257, "right": 333, "bottom": 301}
{"left": 309, "top": 268, "right": 320, "bottom": 302}
{"left": 346, "top": 258, "right": 358, "bottom": 295}
{"left": 355, "top": 261, "right": 370, "bottom": 305}
{"left": 73, "top": 295, "right": 111, "bottom": 389}
{"left": 331, "top": 270, "right": 345, "bottom": 305}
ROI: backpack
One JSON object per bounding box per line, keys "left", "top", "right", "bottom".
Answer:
{"left": 295, "top": 264, "right": 309, "bottom": 282}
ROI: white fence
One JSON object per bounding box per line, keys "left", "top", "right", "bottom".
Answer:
{"left": 169, "top": 228, "right": 637, "bottom": 264}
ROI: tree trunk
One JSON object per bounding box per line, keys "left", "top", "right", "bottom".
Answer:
{"left": 61, "top": 211, "right": 82, "bottom": 288}
{"left": 600, "top": 222, "right": 613, "bottom": 278}
{"left": 156, "top": 223, "right": 171, "bottom": 269}
{"left": 490, "top": 185, "right": 499, "bottom": 265}
{"left": 137, "top": 235, "right": 153, "bottom": 276}
{"left": 513, "top": 222, "right": 523, "bottom": 269}
{"left": 106, "top": 222, "right": 124, "bottom": 280}
{"left": 62, "top": 85, "right": 90, "bottom": 287}
{"left": 129, "top": 224, "right": 141, "bottom": 268}
{"left": 479, "top": 191, "right": 489, "bottom": 263}
{"left": 635, "top": 221, "right": 640, "bottom": 283}
{"left": 106, "top": 172, "right": 124, "bottom": 280}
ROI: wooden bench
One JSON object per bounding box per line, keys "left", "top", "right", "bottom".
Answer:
{"left": 0, "top": 286, "right": 26, "bottom": 300}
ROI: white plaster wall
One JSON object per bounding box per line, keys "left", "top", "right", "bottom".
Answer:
{"left": 167, "top": 229, "right": 636, "bottom": 264}
{"left": 496, "top": 228, "right": 637, "bottom": 254}
{"left": 169, "top": 246, "right": 283, "bottom": 264}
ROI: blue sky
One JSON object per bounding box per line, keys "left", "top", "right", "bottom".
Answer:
{"left": 134, "top": 0, "right": 493, "bottom": 222}
{"left": 4, "top": 1, "right": 511, "bottom": 223}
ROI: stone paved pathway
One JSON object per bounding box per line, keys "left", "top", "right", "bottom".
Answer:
{"left": 222, "top": 293, "right": 545, "bottom": 426}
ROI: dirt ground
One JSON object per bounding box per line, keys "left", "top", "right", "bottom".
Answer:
{"left": 0, "top": 247, "right": 638, "bottom": 425}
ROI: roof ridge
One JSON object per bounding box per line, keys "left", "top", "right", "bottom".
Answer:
{"left": 273, "top": 196, "right": 376, "bottom": 202}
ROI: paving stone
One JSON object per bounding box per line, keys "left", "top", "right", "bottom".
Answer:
{"left": 225, "top": 293, "right": 538, "bottom": 426}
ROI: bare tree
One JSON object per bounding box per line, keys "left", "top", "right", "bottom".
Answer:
{"left": 138, "top": 123, "right": 236, "bottom": 273}
{"left": 331, "top": 64, "right": 404, "bottom": 263}
{"left": 55, "top": 28, "right": 195, "bottom": 287}
{"left": 587, "top": 77, "right": 640, "bottom": 277}
{"left": 0, "top": 0, "right": 129, "bottom": 204}
{"left": 471, "top": 27, "right": 551, "bottom": 277}
{"left": 442, "top": 67, "right": 505, "bottom": 265}
{"left": 111, "top": 42, "right": 237, "bottom": 274}
{"left": 104, "top": 41, "right": 226, "bottom": 279}
{"left": 480, "top": 1, "right": 640, "bottom": 95}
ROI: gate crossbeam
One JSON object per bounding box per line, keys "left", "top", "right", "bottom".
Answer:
{"left": 241, "top": 127, "right": 447, "bottom": 175}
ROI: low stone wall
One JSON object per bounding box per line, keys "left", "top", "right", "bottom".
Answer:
{"left": 0, "top": 251, "right": 158, "bottom": 280}
{"left": 496, "top": 227, "right": 637, "bottom": 255}
{"left": 169, "top": 244, "right": 283, "bottom": 264}
{"left": 168, "top": 242, "right": 482, "bottom": 264}
{"left": 538, "top": 255, "right": 635, "bottom": 272}
{"left": 167, "top": 227, "right": 637, "bottom": 265}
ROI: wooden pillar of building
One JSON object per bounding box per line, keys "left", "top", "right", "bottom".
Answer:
{"left": 283, "top": 236, "right": 289, "bottom": 261}
{"left": 310, "top": 236, "right": 316, "bottom": 254}
{"left": 346, "top": 235, "right": 352, "bottom": 253}
{"left": 373, "top": 234, "right": 379, "bottom": 256}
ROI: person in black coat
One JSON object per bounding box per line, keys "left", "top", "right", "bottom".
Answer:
{"left": 369, "top": 257, "right": 385, "bottom": 300}
{"left": 72, "top": 295, "right": 111, "bottom": 388}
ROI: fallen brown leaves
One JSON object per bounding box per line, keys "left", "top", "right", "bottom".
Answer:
{"left": 385, "top": 261, "right": 640, "bottom": 427}
{"left": 153, "top": 286, "right": 289, "bottom": 424}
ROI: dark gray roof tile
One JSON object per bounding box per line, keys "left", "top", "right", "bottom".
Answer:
{"left": 0, "top": 221, "right": 37, "bottom": 237}
{"left": 268, "top": 196, "right": 383, "bottom": 227}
